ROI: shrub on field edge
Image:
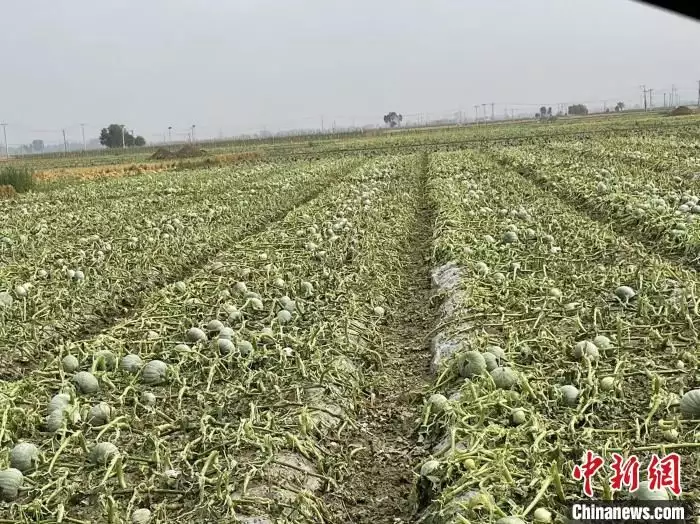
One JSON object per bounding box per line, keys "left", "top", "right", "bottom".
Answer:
{"left": 0, "top": 165, "right": 34, "bottom": 193}
{"left": 0, "top": 185, "right": 17, "bottom": 199}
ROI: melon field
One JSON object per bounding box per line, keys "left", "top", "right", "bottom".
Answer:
{"left": 1, "top": 116, "right": 700, "bottom": 523}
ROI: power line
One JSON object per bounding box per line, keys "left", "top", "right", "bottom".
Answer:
{"left": 0, "top": 81, "right": 698, "bottom": 148}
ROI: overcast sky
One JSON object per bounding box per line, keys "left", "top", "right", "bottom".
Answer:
{"left": 1, "top": 0, "right": 699, "bottom": 145}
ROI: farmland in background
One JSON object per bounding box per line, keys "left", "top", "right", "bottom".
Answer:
{"left": 1, "top": 112, "right": 699, "bottom": 523}
{"left": 4, "top": 111, "right": 699, "bottom": 178}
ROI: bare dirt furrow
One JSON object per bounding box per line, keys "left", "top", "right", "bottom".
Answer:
{"left": 325, "top": 154, "right": 434, "bottom": 524}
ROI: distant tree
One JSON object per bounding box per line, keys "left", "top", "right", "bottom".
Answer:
{"left": 134, "top": 136, "right": 146, "bottom": 147}
{"left": 547, "top": 107, "right": 552, "bottom": 116}
{"left": 539, "top": 106, "right": 547, "bottom": 118}
{"left": 567, "top": 104, "right": 589, "bottom": 116}
{"left": 605, "top": 108, "right": 611, "bottom": 113}
{"left": 383, "top": 112, "right": 403, "bottom": 128}
{"left": 99, "top": 124, "right": 143, "bottom": 148}
{"left": 31, "top": 139, "right": 44, "bottom": 153}
{"left": 614, "top": 101, "right": 625, "bottom": 112}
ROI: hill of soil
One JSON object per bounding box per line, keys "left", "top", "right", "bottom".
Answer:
{"left": 669, "top": 105, "right": 695, "bottom": 116}
{"left": 150, "top": 148, "right": 176, "bottom": 160}
{"left": 150, "top": 145, "right": 208, "bottom": 160}
{"left": 174, "top": 145, "right": 207, "bottom": 158}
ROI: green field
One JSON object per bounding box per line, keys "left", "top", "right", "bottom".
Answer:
{"left": 1, "top": 113, "right": 699, "bottom": 523}
{"left": 6, "top": 110, "right": 699, "bottom": 173}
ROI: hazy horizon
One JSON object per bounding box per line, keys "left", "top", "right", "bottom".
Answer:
{"left": 1, "top": 0, "right": 699, "bottom": 147}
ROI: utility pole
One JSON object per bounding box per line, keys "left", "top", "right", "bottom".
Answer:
{"left": 490, "top": 102, "right": 495, "bottom": 121}
{"left": 481, "top": 103, "right": 487, "bottom": 120}
{"left": 0, "top": 123, "right": 7, "bottom": 158}
{"left": 321, "top": 116, "right": 324, "bottom": 133}
{"left": 697, "top": 80, "right": 700, "bottom": 107}
{"left": 80, "top": 124, "right": 86, "bottom": 152}
{"left": 640, "top": 85, "right": 647, "bottom": 112}
{"left": 671, "top": 84, "right": 676, "bottom": 107}
{"left": 168, "top": 126, "right": 172, "bottom": 143}
{"left": 648, "top": 89, "right": 653, "bottom": 108}
{"left": 664, "top": 93, "right": 667, "bottom": 108}
{"left": 191, "top": 125, "right": 196, "bottom": 143}
{"left": 121, "top": 125, "right": 126, "bottom": 148}
{"left": 62, "top": 129, "right": 68, "bottom": 153}
{"left": 474, "top": 105, "right": 479, "bottom": 123}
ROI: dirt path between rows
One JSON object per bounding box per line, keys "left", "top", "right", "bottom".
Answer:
{"left": 325, "top": 156, "right": 435, "bottom": 524}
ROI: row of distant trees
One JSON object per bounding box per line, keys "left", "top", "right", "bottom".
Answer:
{"left": 21, "top": 104, "right": 638, "bottom": 152}
{"left": 10, "top": 139, "right": 46, "bottom": 155}
{"left": 19, "top": 124, "right": 147, "bottom": 153}
{"left": 382, "top": 101, "right": 630, "bottom": 129}
{"left": 538, "top": 101, "right": 625, "bottom": 119}
{"left": 22, "top": 139, "right": 45, "bottom": 153}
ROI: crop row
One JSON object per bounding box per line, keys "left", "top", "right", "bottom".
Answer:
{"left": 0, "top": 159, "right": 362, "bottom": 378}
{"left": 413, "top": 150, "right": 700, "bottom": 523}
{"left": 546, "top": 135, "right": 700, "bottom": 174}
{"left": 0, "top": 155, "right": 424, "bottom": 523}
{"left": 492, "top": 143, "right": 700, "bottom": 266}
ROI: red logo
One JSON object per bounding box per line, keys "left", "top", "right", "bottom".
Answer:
{"left": 648, "top": 453, "right": 681, "bottom": 496}
{"left": 609, "top": 453, "right": 640, "bottom": 492}
{"left": 574, "top": 451, "right": 682, "bottom": 497}
{"left": 573, "top": 450, "right": 605, "bottom": 497}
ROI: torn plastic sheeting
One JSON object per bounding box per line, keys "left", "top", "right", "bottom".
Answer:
{"left": 430, "top": 333, "right": 461, "bottom": 375}
{"left": 431, "top": 261, "right": 461, "bottom": 292}
{"left": 245, "top": 451, "right": 322, "bottom": 506}
{"left": 438, "top": 290, "right": 467, "bottom": 318}
{"left": 237, "top": 517, "right": 273, "bottom": 524}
